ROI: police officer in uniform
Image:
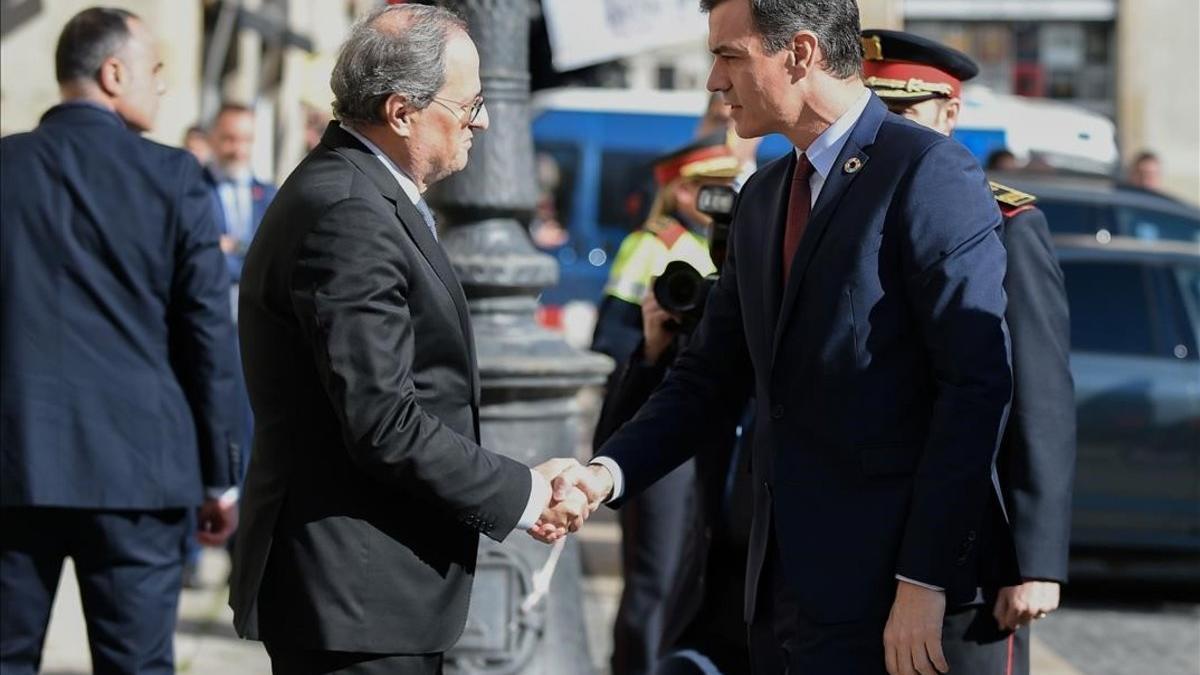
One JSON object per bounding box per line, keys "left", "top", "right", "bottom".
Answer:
{"left": 591, "top": 134, "right": 743, "bottom": 675}
{"left": 862, "top": 29, "right": 1077, "bottom": 675}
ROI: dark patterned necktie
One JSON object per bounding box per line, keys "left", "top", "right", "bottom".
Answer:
{"left": 781, "top": 154, "right": 815, "bottom": 287}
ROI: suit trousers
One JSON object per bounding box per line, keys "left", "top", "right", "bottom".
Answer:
{"left": 264, "top": 645, "right": 442, "bottom": 675}
{"left": 0, "top": 507, "right": 188, "bottom": 675}
{"left": 748, "top": 535, "right": 888, "bottom": 675}
{"left": 941, "top": 603, "right": 1029, "bottom": 675}
{"left": 611, "top": 460, "right": 695, "bottom": 675}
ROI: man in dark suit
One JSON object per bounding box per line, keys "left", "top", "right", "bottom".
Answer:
{"left": 559, "top": 1, "right": 1016, "bottom": 673}
{"left": 862, "top": 29, "right": 1076, "bottom": 675}
{"left": 228, "top": 6, "right": 589, "bottom": 673}
{"left": 0, "top": 8, "right": 241, "bottom": 674}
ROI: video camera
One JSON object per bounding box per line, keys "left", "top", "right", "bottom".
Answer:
{"left": 652, "top": 184, "right": 737, "bottom": 333}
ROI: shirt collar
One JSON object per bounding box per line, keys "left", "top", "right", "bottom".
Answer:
{"left": 340, "top": 123, "right": 423, "bottom": 207}
{"left": 794, "top": 88, "right": 873, "bottom": 178}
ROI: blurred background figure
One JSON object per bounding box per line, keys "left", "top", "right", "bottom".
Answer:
{"left": 196, "top": 101, "right": 276, "bottom": 585}
{"left": 987, "top": 147, "right": 1019, "bottom": 171}
{"left": 531, "top": 150, "right": 571, "bottom": 249}
{"left": 1126, "top": 150, "right": 1164, "bottom": 193}
{"left": 183, "top": 123, "right": 211, "bottom": 165}
{"left": 203, "top": 101, "right": 278, "bottom": 284}
{"left": 0, "top": 8, "right": 240, "bottom": 674}
{"left": 591, "top": 132, "right": 742, "bottom": 675}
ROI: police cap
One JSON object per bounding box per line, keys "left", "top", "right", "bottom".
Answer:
{"left": 861, "top": 29, "right": 980, "bottom": 103}
{"left": 652, "top": 131, "right": 740, "bottom": 187}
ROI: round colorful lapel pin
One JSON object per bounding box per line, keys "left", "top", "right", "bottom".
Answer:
{"left": 843, "top": 157, "right": 864, "bottom": 174}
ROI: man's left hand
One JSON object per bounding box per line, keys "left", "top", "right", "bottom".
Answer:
{"left": 197, "top": 497, "right": 238, "bottom": 546}
{"left": 884, "top": 579, "right": 949, "bottom": 675}
{"left": 993, "top": 581, "right": 1060, "bottom": 631}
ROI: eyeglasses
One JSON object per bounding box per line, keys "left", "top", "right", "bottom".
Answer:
{"left": 431, "top": 94, "right": 485, "bottom": 125}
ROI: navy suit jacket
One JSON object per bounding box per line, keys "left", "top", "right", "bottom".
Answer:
{"left": 203, "top": 169, "right": 277, "bottom": 282}
{"left": 598, "top": 94, "right": 1015, "bottom": 624}
{"left": 1, "top": 103, "right": 241, "bottom": 509}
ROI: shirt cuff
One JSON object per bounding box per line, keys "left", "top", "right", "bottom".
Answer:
{"left": 205, "top": 486, "right": 239, "bottom": 507}
{"left": 896, "top": 574, "right": 944, "bottom": 592}
{"left": 517, "top": 468, "right": 551, "bottom": 531}
{"left": 588, "top": 457, "right": 625, "bottom": 502}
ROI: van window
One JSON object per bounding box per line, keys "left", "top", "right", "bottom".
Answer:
{"left": 533, "top": 142, "right": 580, "bottom": 231}
{"left": 1062, "top": 261, "right": 1160, "bottom": 357}
{"left": 598, "top": 150, "right": 657, "bottom": 233}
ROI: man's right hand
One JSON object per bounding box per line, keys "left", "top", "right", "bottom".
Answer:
{"left": 527, "top": 459, "right": 614, "bottom": 543}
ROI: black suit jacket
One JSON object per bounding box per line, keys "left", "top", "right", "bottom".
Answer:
{"left": 0, "top": 103, "right": 240, "bottom": 509}
{"left": 997, "top": 206, "right": 1076, "bottom": 583}
{"left": 598, "top": 94, "right": 1015, "bottom": 625}
{"left": 228, "top": 123, "right": 532, "bottom": 654}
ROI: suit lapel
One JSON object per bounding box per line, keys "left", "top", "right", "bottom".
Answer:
{"left": 322, "top": 123, "right": 479, "bottom": 395}
{"left": 770, "top": 94, "right": 887, "bottom": 366}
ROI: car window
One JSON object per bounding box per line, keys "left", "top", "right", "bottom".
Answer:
{"left": 1061, "top": 260, "right": 1162, "bottom": 357}
{"left": 1117, "top": 206, "right": 1200, "bottom": 244}
{"left": 1169, "top": 264, "right": 1200, "bottom": 359}
{"left": 598, "top": 151, "right": 656, "bottom": 234}
{"left": 1038, "top": 199, "right": 1098, "bottom": 236}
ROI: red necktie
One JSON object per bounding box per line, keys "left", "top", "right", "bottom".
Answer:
{"left": 782, "top": 154, "right": 815, "bottom": 287}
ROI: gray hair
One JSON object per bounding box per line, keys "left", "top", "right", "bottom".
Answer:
{"left": 700, "top": 0, "right": 862, "bottom": 79}
{"left": 330, "top": 4, "right": 467, "bottom": 127}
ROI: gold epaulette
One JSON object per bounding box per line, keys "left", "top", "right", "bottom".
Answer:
{"left": 643, "top": 216, "right": 681, "bottom": 237}
{"left": 990, "top": 181, "right": 1037, "bottom": 208}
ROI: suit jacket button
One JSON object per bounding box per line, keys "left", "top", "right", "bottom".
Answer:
{"left": 770, "top": 404, "right": 784, "bottom": 420}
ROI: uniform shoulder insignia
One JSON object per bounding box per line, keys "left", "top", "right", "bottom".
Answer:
{"left": 990, "top": 180, "right": 1037, "bottom": 207}
{"left": 644, "top": 216, "right": 687, "bottom": 248}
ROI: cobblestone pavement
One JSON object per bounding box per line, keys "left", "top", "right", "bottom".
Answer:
{"left": 1034, "top": 581, "right": 1200, "bottom": 675}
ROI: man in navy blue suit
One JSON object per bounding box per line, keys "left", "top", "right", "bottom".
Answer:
{"left": 560, "top": 1, "right": 1016, "bottom": 673}
{"left": 0, "top": 8, "right": 241, "bottom": 674}
{"left": 204, "top": 102, "right": 278, "bottom": 286}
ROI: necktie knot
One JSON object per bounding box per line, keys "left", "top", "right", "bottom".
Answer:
{"left": 793, "top": 154, "right": 815, "bottom": 184}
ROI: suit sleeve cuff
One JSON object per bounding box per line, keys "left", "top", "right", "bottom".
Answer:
{"left": 896, "top": 574, "right": 944, "bottom": 592}
{"left": 588, "top": 457, "right": 624, "bottom": 502}
{"left": 516, "top": 468, "right": 551, "bottom": 531}
{"left": 205, "top": 486, "right": 239, "bottom": 507}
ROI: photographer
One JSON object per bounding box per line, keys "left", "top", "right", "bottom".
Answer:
{"left": 592, "top": 134, "right": 749, "bottom": 675}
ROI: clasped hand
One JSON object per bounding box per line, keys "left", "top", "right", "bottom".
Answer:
{"left": 528, "top": 458, "right": 613, "bottom": 544}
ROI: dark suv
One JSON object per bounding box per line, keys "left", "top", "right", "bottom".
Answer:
{"left": 1054, "top": 234, "right": 1200, "bottom": 574}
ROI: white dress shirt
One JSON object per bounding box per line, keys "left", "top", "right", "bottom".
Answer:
{"left": 342, "top": 124, "right": 550, "bottom": 531}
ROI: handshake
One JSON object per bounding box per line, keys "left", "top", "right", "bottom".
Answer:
{"left": 528, "top": 458, "right": 615, "bottom": 544}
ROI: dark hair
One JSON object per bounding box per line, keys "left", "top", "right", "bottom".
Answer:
{"left": 1132, "top": 150, "right": 1159, "bottom": 165}
{"left": 184, "top": 124, "right": 207, "bottom": 137}
{"left": 215, "top": 102, "right": 253, "bottom": 119}
{"left": 699, "top": 0, "right": 862, "bottom": 79}
{"left": 985, "top": 148, "right": 1016, "bottom": 169}
{"left": 55, "top": 7, "right": 137, "bottom": 84}
{"left": 330, "top": 4, "right": 467, "bottom": 126}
